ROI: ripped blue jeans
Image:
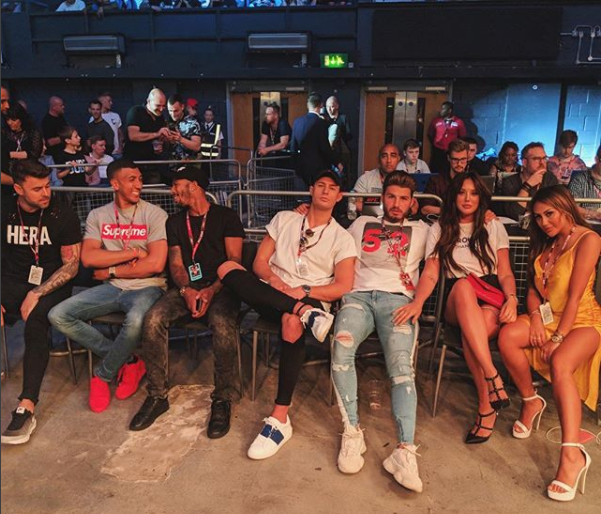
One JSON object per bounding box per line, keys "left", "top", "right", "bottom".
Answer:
{"left": 332, "top": 291, "right": 418, "bottom": 444}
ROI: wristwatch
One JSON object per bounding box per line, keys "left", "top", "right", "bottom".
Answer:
{"left": 301, "top": 285, "right": 312, "bottom": 297}
{"left": 179, "top": 285, "right": 188, "bottom": 297}
{"left": 108, "top": 266, "right": 117, "bottom": 279}
{"left": 550, "top": 331, "right": 565, "bottom": 344}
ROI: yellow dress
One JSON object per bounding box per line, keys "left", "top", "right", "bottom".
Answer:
{"left": 518, "top": 231, "right": 601, "bottom": 411}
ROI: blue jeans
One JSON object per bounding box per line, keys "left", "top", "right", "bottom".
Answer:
{"left": 49, "top": 284, "right": 164, "bottom": 382}
{"left": 332, "top": 291, "right": 418, "bottom": 444}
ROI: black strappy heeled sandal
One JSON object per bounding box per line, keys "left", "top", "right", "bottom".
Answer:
{"left": 465, "top": 410, "right": 497, "bottom": 444}
{"left": 485, "top": 373, "right": 511, "bottom": 411}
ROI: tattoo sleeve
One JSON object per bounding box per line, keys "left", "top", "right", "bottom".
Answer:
{"left": 168, "top": 246, "right": 190, "bottom": 289}
{"left": 33, "top": 243, "right": 81, "bottom": 297}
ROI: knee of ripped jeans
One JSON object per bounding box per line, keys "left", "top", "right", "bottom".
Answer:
{"left": 334, "top": 330, "right": 355, "bottom": 349}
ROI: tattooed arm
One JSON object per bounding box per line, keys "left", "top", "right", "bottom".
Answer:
{"left": 20, "top": 242, "right": 82, "bottom": 321}
{"left": 168, "top": 245, "right": 189, "bottom": 290}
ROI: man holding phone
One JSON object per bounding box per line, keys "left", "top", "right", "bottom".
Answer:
{"left": 129, "top": 165, "right": 245, "bottom": 439}
{"left": 166, "top": 94, "right": 202, "bottom": 167}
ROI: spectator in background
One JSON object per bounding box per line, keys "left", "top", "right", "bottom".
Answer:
{"left": 200, "top": 107, "right": 224, "bottom": 159}
{"left": 396, "top": 138, "right": 430, "bottom": 174}
{"left": 123, "top": 88, "right": 171, "bottom": 184}
{"left": 548, "top": 130, "right": 587, "bottom": 185}
{"left": 185, "top": 98, "right": 199, "bottom": 121}
{"left": 87, "top": 100, "right": 115, "bottom": 156}
{"left": 501, "top": 142, "right": 558, "bottom": 221}
{"left": 1, "top": 84, "right": 9, "bottom": 115}
{"left": 85, "top": 135, "right": 114, "bottom": 186}
{"left": 54, "top": 126, "right": 89, "bottom": 188}
{"left": 568, "top": 144, "right": 601, "bottom": 221}
{"left": 463, "top": 137, "right": 488, "bottom": 176}
{"left": 2, "top": 103, "right": 43, "bottom": 164}
{"left": 41, "top": 96, "right": 68, "bottom": 160}
{"left": 421, "top": 138, "right": 469, "bottom": 217}
{"left": 166, "top": 94, "right": 202, "bottom": 164}
{"left": 489, "top": 141, "right": 521, "bottom": 193}
{"left": 257, "top": 103, "right": 292, "bottom": 169}
{"left": 96, "top": 92, "right": 123, "bottom": 158}
{"left": 56, "top": 0, "right": 86, "bottom": 11}
{"left": 427, "top": 101, "right": 466, "bottom": 174}
{"left": 1, "top": 85, "right": 12, "bottom": 199}
{"left": 324, "top": 96, "right": 352, "bottom": 181}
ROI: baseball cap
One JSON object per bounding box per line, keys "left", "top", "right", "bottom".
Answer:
{"left": 186, "top": 98, "right": 199, "bottom": 109}
{"left": 313, "top": 169, "right": 342, "bottom": 188}
{"left": 171, "top": 164, "right": 209, "bottom": 190}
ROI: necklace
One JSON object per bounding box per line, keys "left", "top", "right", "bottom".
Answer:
{"left": 380, "top": 218, "right": 414, "bottom": 290}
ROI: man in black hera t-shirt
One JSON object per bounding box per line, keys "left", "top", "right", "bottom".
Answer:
{"left": 41, "top": 96, "right": 69, "bottom": 160}
{"left": 124, "top": 88, "right": 171, "bottom": 185}
{"left": 1, "top": 160, "right": 82, "bottom": 445}
{"left": 129, "top": 164, "right": 245, "bottom": 437}
{"left": 257, "top": 103, "right": 292, "bottom": 170}
{"left": 53, "top": 126, "right": 90, "bottom": 187}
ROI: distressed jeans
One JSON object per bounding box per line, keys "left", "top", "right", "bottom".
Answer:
{"left": 141, "top": 287, "right": 241, "bottom": 401}
{"left": 48, "top": 283, "right": 164, "bottom": 382}
{"left": 332, "top": 291, "right": 418, "bottom": 444}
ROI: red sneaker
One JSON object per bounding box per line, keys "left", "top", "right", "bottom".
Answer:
{"left": 115, "top": 358, "right": 147, "bottom": 400}
{"left": 89, "top": 376, "right": 111, "bottom": 413}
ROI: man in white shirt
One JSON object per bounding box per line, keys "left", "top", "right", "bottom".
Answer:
{"left": 218, "top": 170, "right": 356, "bottom": 460}
{"left": 396, "top": 139, "right": 430, "bottom": 174}
{"left": 332, "top": 171, "right": 428, "bottom": 493}
{"left": 97, "top": 92, "right": 124, "bottom": 158}
{"left": 56, "top": 0, "right": 86, "bottom": 11}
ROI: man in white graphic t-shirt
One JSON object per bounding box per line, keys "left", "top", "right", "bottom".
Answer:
{"left": 49, "top": 159, "right": 168, "bottom": 414}
{"left": 332, "top": 170, "right": 429, "bottom": 493}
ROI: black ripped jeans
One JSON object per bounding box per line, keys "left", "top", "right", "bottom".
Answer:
{"left": 221, "top": 268, "right": 323, "bottom": 406}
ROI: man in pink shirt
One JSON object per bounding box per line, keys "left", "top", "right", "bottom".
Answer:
{"left": 427, "top": 101, "right": 466, "bottom": 174}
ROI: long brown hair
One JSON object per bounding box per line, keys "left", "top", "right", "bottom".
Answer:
{"left": 434, "top": 172, "right": 496, "bottom": 275}
{"left": 527, "top": 185, "right": 591, "bottom": 282}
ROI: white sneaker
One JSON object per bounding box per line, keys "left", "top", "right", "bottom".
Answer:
{"left": 300, "top": 308, "right": 334, "bottom": 343}
{"left": 383, "top": 444, "right": 423, "bottom": 493}
{"left": 247, "top": 415, "right": 293, "bottom": 460}
{"left": 337, "top": 424, "right": 367, "bottom": 474}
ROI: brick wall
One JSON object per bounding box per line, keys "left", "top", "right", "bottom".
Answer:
{"left": 563, "top": 85, "right": 601, "bottom": 166}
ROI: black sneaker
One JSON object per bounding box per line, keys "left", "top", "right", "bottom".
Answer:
{"left": 207, "top": 399, "right": 231, "bottom": 439}
{"left": 1, "top": 407, "right": 37, "bottom": 445}
{"left": 129, "top": 396, "right": 169, "bottom": 432}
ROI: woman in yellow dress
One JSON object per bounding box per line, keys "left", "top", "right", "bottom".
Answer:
{"left": 498, "top": 185, "right": 601, "bottom": 502}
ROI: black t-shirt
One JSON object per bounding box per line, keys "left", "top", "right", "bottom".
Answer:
{"left": 54, "top": 150, "right": 88, "bottom": 187}
{"left": 1, "top": 196, "right": 82, "bottom": 283}
{"left": 166, "top": 204, "right": 245, "bottom": 289}
{"left": 87, "top": 119, "right": 115, "bottom": 155}
{"left": 124, "top": 105, "right": 166, "bottom": 161}
{"left": 261, "top": 119, "right": 292, "bottom": 154}
{"left": 41, "top": 113, "right": 68, "bottom": 158}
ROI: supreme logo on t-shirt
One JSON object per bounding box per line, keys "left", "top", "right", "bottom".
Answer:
{"left": 101, "top": 223, "right": 148, "bottom": 240}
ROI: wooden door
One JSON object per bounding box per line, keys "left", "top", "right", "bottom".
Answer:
{"left": 363, "top": 92, "right": 390, "bottom": 172}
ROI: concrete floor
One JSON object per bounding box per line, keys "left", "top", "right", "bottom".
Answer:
{"left": 1, "top": 325, "right": 598, "bottom": 514}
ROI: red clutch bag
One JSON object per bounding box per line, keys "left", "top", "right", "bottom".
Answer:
{"left": 466, "top": 273, "right": 505, "bottom": 309}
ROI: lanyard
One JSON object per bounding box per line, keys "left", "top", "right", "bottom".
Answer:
{"left": 297, "top": 216, "right": 332, "bottom": 257}
{"left": 541, "top": 226, "right": 575, "bottom": 299}
{"left": 381, "top": 218, "right": 414, "bottom": 289}
{"left": 17, "top": 203, "right": 44, "bottom": 266}
{"left": 113, "top": 202, "right": 139, "bottom": 251}
{"left": 186, "top": 206, "right": 209, "bottom": 264}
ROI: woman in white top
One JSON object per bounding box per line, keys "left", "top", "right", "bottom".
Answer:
{"left": 395, "top": 172, "right": 518, "bottom": 443}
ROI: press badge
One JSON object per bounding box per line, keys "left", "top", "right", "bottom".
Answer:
{"left": 188, "top": 263, "right": 203, "bottom": 281}
{"left": 539, "top": 302, "right": 554, "bottom": 326}
{"left": 296, "top": 257, "right": 309, "bottom": 278}
{"left": 28, "top": 265, "right": 43, "bottom": 286}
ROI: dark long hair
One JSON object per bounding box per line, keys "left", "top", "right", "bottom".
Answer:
{"left": 527, "top": 185, "right": 591, "bottom": 283}
{"left": 434, "top": 172, "right": 496, "bottom": 275}
{"left": 4, "top": 103, "right": 35, "bottom": 133}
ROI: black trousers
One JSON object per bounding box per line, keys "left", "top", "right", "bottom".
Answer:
{"left": 2, "top": 277, "right": 73, "bottom": 404}
{"left": 221, "top": 269, "right": 322, "bottom": 406}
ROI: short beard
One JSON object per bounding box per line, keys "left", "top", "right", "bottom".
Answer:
{"left": 383, "top": 210, "right": 406, "bottom": 224}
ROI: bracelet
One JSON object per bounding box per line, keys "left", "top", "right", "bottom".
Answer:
{"left": 520, "top": 182, "right": 533, "bottom": 193}
{"left": 506, "top": 293, "right": 518, "bottom": 302}
{"left": 529, "top": 310, "right": 542, "bottom": 318}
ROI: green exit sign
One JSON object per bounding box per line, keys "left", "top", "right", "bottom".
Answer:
{"left": 320, "top": 53, "right": 349, "bottom": 69}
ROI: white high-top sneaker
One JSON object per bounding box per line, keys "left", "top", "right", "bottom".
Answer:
{"left": 300, "top": 308, "right": 334, "bottom": 343}
{"left": 337, "top": 424, "right": 367, "bottom": 474}
{"left": 383, "top": 444, "right": 423, "bottom": 493}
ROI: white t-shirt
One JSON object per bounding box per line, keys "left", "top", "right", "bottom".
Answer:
{"left": 266, "top": 211, "right": 356, "bottom": 289}
{"left": 396, "top": 159, "right": 430, "bottom": 173}
{"left": 353, "top": 168, "right": 385, "bottom": 217}
{"left": 348, "top": 216, "right": 429, "bottom": 297}
{"left": 84, "top": 200, "right": 168, "bottom": 290}
{"left": 56, "top": 0, "right": 86, "bottom": 11}
{"left": 426, "top": 219, "right": 510, "bottom": 278}
{"left": 89, "top": 112, "right": 122, "bottom": 152}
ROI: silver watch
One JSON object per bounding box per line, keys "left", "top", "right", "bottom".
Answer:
{"left": 550, "top": 331, "right": 565, "bottom": 344}
{"left": 301, "top": 284, "right": 312, "bottom": 297}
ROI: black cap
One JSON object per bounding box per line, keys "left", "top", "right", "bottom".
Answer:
{"left": 312, "top": 169, "right": 342, "bottom": 187}
{"left": 171, "top": 164, "right": 209, "bottom": 190}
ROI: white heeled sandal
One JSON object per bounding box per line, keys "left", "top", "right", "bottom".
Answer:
{"left": 547, "top": 443, "right": 591, "bottom": 502}
{"left": 512, "top": 393, "right": 547, "bottom": 439}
